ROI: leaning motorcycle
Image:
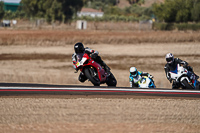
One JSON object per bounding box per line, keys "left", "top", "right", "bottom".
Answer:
{"left": 168, "top": 64, "right": 199, "bottom": 89}
{"left": 138, "top": 76, "right": 156, "bottom": 88}
{"left": 75, "top": 53, "right": 117, "bottom": 86}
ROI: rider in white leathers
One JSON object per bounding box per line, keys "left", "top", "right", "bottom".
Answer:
{"left": 164, "top": 53, "right": 199, "bottom": 89}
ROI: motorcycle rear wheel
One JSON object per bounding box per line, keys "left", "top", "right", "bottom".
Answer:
{"left": 84, "top": 67, "right": 100, "bottom": 86}
{"left": 106, "top": 73, "right": 117, "bottom": 86}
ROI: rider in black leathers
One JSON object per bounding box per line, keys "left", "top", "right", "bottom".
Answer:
{"left": 72, "top": 42, "right": 110, "bottom": 83}
{"left": 164, "top": 53, "right": 199, "bottom": 89}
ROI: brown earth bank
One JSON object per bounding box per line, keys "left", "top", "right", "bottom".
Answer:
{"left": 0, "top": 29, "right": 200, "bottom": 133}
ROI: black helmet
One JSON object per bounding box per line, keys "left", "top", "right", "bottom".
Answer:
{"left": 74, "top": 42, "right": 85, "bottom": 54}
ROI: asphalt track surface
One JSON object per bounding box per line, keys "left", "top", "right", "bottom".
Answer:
{"left": 0, "top": 83, "right": 200, "bottom": 98}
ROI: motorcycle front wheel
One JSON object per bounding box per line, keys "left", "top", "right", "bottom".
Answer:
{"left": 181, "top": 79, "right": 194, "bottom": 89}
{"left": 84, "top": 67, "right": 100, "bottom": 86}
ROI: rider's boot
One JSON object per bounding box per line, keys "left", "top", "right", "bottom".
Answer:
{"left": 195, "top": 73, "right": 199, "bottom": 79}
{"left": 192, "top": 71, "right": 199, "bottom": 79}
{"left": 189, "top": 71, "right": 199, "bottom": 80}
{"left": 95, "top": 56, "right": 111, "bottom": 73}
{"left": 172, "top": 81, "right": 180, "bottom": 89}
{"left": 79, "top": 72, "right": 87, "bottom": 82}
{"left": 189, "top": 68, "right": 199, "bottom": 79}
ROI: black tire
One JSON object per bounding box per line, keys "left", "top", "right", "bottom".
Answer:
{"left": 84, "top": 67, "right": 100, "bottom": 86}
{"left": 106, "top": 73, "right": 117, "bottom": 86}
{"left": 197, "top": 85, "right": 200, "bottom": 90}
{"left": 181, "top": 79, "right": 194, "bottom": 89}
{"left": 196, "top": 81, "right": 200, "bottom": 90}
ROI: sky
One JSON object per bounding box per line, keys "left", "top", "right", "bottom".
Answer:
{"left": 1, "top": 0, "right": 21, "bottom": 3}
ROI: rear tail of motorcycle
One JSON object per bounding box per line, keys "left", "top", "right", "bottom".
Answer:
{"left": 106, "top": 73, "right": 117, "bottom": 86}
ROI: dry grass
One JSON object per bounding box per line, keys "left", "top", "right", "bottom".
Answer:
{"left": 0, "top": 29, "right": 200, "bottom": 46}
{"left": 1, "top": 98, "right": 200, "bottom": 133}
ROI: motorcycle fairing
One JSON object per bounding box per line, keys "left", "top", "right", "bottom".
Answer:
{"left": 89, "top": 60, "right": 107, "bottom": 82}
{"left": 76, "top": 53, "right": 107, "bottom": 83}
{"left": 193, "top": 79, "right": 197, "bottom": 87}
{"left": 170, "top": 65, "right": 178, "bottom": 74}
{"left": 76, "top": 57, "right": 87, "bottom": 67}
{"left": 149, "top": 79, "right": 156, "bottom": 88}
{"left": 138, "top": 76, "right": 156, "bottom": 88}
{"left": 169, "top": 64, "right": 199, "bottom": 89}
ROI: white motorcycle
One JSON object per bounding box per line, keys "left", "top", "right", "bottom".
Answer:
{"left": 130, "top": 75, "right": 156, "bottom": 88}
{"left": 168, "top": 64, "right": 199, "bottom": 89}
{"left": 138, "top": 76, "right": 156, "bottom": 88}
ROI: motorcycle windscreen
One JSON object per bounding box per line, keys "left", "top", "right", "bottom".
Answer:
{"left": 170, "top": 65, "right": 178, "bottom": 74}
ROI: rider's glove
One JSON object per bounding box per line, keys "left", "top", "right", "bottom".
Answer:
{"left": 148, "top": 75, "right": 153, "bottom": 79}
{"left": 169, "top": 78, "right": 172, "bottom": 83}
{"left": 183, "top": 64, "right": 187, "bottom": 68}
{"left": 73, "top": 65, "right": 78, "bottom": 73}
{"left": 91, "top": 53, "right": 98, "bottom": 59}
{"left": 74, "top": 68, "right": 79, "bottom": 73}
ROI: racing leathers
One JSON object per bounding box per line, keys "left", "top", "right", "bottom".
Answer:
{"left": 164, "top": 58, "right": 198, "bottom": 89}
{"left": 129, "top": 71, "right": 152, "bottom": 87}
{"left": 72, "top": 47, "right": 110, "bottom": 83}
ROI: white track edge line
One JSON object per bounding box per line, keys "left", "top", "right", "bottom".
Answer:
{"left": 0, "top": 87, "right": 200, "bottom": 93}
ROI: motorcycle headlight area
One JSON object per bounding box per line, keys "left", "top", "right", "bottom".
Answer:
{"left": 140, "top": 78, "right": 146, "bottom": 84}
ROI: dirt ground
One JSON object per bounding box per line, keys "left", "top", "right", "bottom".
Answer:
{"left": 0, "top": 96, "right": 200, "bottom": 133}
{"left": 0, "top": 29, "right": 200, "bottom": 133}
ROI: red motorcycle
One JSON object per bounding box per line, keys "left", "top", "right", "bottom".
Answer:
{"left": 75, "top": 53, "right": 117, "bottom": 86}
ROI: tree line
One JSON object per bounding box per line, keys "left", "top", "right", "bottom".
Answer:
{"left": 21, "top": 0, "right": 83, "bottom": 23}
{"left": 0, "top": 0, "right": 84, "bottom": 23}
{"left": 0, "top": 0, "right": 200, "bottom": 24}
{"left": 0, "top": 0, "right": 151, "bottom": 23}
{"left": 153, "top": 0, "right": 200, "bottom": 23}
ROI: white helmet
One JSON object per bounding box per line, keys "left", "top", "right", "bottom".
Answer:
{"left": 165, "top": 53, "right": 174, "bottom": 64}
{"left": 130, "top": 67, "right": 138, "bottom": 77}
